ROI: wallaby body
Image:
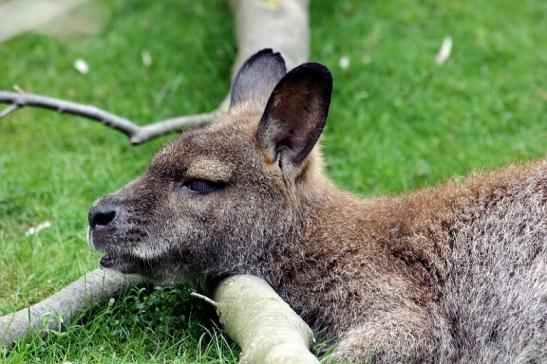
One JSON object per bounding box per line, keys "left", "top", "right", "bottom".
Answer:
{"left": 274, "top": 160, "right": 546, "bottom": 362}
{"left": 88, "top": 50, "right": 546, "bottom": 363}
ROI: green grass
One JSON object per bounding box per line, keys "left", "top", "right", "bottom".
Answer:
{"left": 0, "top": 0, "right": 545, "bottom": 362}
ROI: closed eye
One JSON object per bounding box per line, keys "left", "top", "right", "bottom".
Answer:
{"left": 181, "top": 180, "right": 225, "bottom": 194}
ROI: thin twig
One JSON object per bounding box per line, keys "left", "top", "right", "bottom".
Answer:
{"left": 190, "top": 291, "right": 219, "bottom": 308}
{"left": 0, "top": 104, "right": 20, "bottom": 118}
{"left": 0, "top": 90, "right": 220, "bottom": 144}
{"left": 130, "top": 110, "right": 221, "bottom": 144}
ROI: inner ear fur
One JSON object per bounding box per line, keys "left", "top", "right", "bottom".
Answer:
{"left": 230, "top": 48, "right": 287, "bottom": 109}
{"left": 257, "top": 62, "right": 333, "bottom": 165}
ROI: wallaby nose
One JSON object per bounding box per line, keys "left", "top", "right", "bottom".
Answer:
{"left": 89, "top": 203, "right": 119, "bottom": 228}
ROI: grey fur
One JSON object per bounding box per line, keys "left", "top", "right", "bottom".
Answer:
{"left": 443, "top": 172, "right": 546, "bottom": 363}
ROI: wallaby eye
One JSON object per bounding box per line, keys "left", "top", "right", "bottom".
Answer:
{"left": 181, "top": 180, "right": 224, "bottom": 194}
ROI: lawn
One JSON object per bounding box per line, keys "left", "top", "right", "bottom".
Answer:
{"left": 1, "top": 0, "right": 545, "bottom": 362}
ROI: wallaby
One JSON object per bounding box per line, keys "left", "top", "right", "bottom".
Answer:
{"left": 88, "top": 49, "right": 546, "bottom": 363}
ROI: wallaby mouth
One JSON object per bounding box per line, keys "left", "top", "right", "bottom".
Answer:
{"left": 88, "top": 227, "right": 133, "bottom": 270}
{"left": 98, "top": 251, "right": 148, "bottom": 275}
{"left": 99, "top": 254, "right": 116, "bottom": 268}
{"left": 99, "top": 253, "right": 135, "bottom": 270}
{"left": 88, "top": 225, "right": 148, "bottom": 274}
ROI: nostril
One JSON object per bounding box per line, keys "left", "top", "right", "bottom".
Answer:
{"left": 89, "top": 205, "right": 119, "bottom": 228}
{"left": 95, "top": 210, "right": 116, "bottom": 226}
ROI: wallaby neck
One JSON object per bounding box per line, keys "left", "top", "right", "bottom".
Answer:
{"left": 262, "top": 161, "right": 545, "bottom": 337}
{"left": 263, "top": 178, "right": 465, "bottom": 333}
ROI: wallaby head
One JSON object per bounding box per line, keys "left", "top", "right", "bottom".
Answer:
{"left": 88, "top": 49, "right": 333, "bottom": 281}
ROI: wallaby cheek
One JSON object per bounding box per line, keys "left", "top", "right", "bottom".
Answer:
{"left": 127, "top": 205, "right": 176, "bottom": 260}
{"left": 129, "top": 200, "right": 212, "bottom": 269}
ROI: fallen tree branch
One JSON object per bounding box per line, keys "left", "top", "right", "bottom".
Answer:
{"left": 212, "top": 275, "right": 319, "bottom": 364}
{"left": 0, "top": 0, "right": 309, "bottom": 144}
{"left": 0, "top": 268, "right": 143, "bottom": 348}
{"left": 229, "top": 0, "right": 309, "bottom": 79}
{"left": 1, "top": 270, "right": 319, "bottom": 363}
{"left": 0, "top": 0, "right": 89, "bottom": 44}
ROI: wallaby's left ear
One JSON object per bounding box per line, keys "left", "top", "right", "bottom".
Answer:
{"left": 257, "top": 62, "right": 332, "bottom": 167}
{"left": 230, "top": 49, "right": 287, "bottom": 109}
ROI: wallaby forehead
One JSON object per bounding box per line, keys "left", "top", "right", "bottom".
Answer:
{"left": 151, "top": 120, "right": 259, "bottom": 173}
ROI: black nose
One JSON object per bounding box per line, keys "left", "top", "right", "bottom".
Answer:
{"left": 89, "top": 204, "right": 119, "bottom": 228}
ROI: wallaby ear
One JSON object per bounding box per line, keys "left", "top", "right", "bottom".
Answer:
{"left": 257, "top": 62, "right": 333, "bottom": 166}
{"left": 229, "top": 49, "right": 287, "bottom": 109}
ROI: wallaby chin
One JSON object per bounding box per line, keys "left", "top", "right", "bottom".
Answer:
{"left": 88, "top": 49, "right": 547, "bottom": 363}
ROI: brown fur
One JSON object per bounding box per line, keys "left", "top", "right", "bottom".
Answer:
{"left": 88, "top": 52, "right": 546, "bottom": 363}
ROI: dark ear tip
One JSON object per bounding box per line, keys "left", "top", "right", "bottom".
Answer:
{"left": 242, "top": 48, "right": 287, "bottom": 73}
{"left": 250, "top": 48, "right": 274, "bottom": 59}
